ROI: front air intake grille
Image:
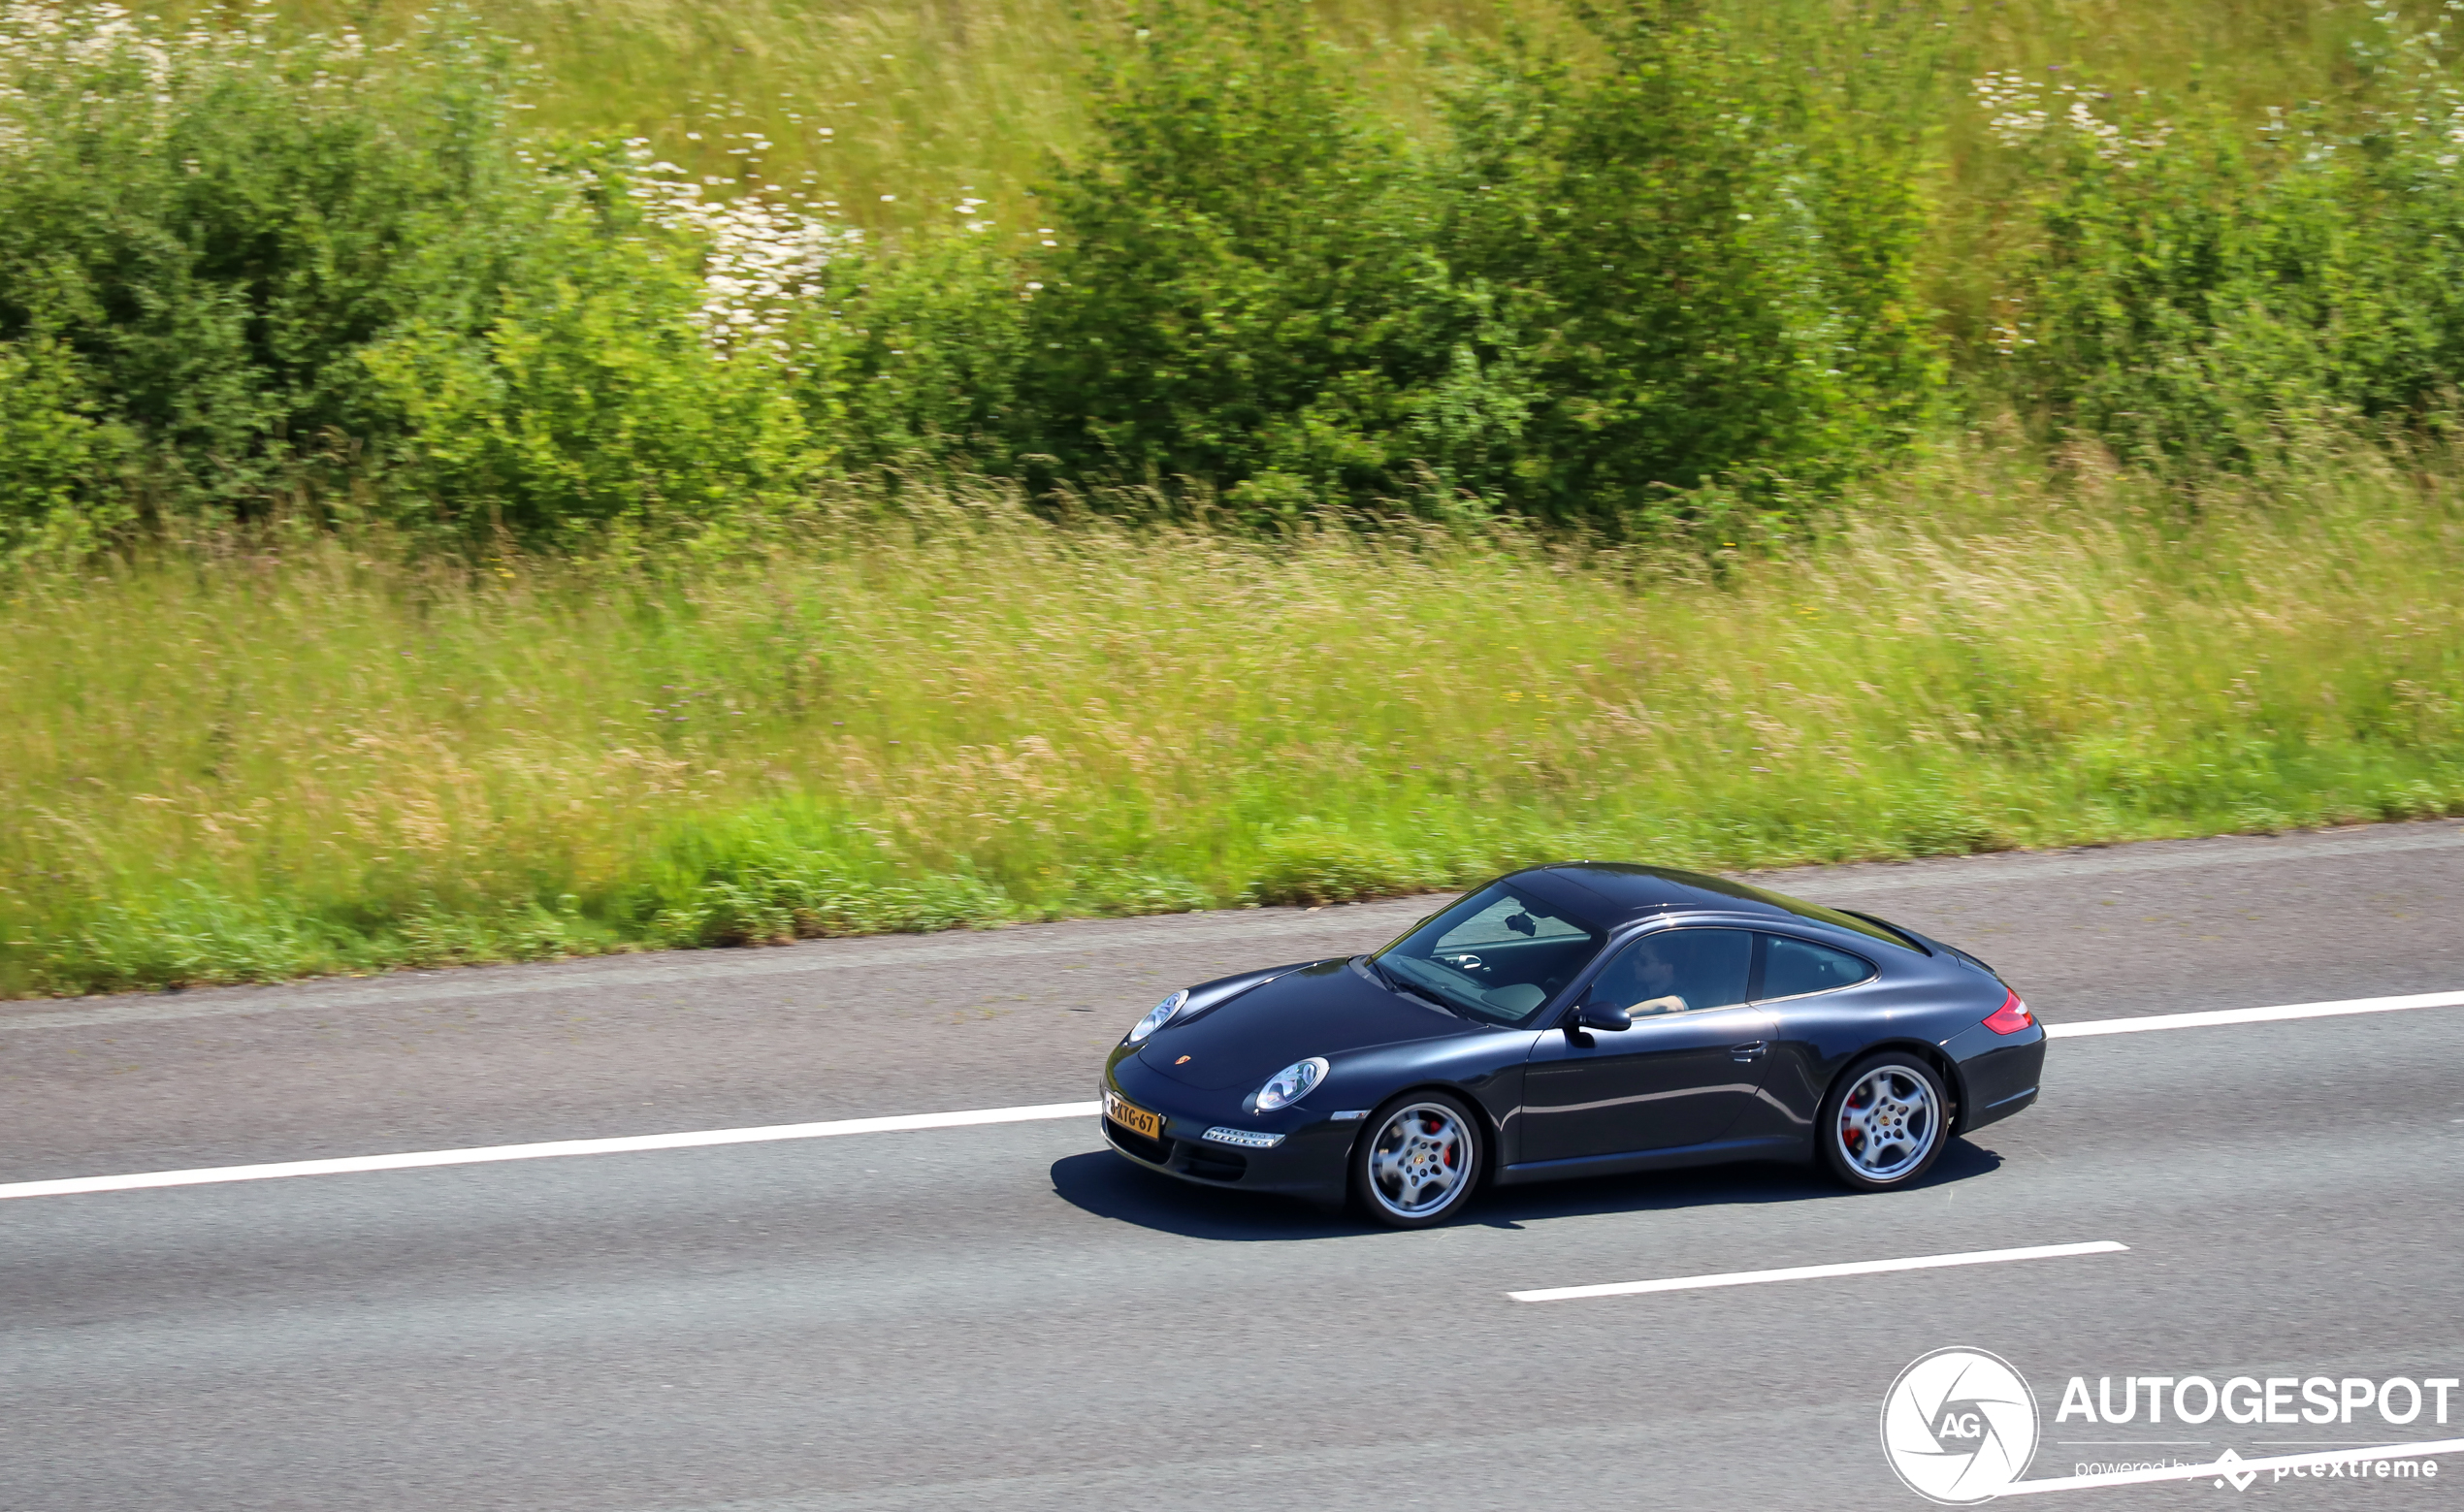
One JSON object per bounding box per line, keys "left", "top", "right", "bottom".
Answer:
{"left": 1105, "top": 1117, "right": 1172, "bottom": 1165}
{"left": 1181, "top": 1147, "right": 1248, "bottom": 1182}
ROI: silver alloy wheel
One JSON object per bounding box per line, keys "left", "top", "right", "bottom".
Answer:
{"left": 1367, "top": 1101, "right": 1474, "bottom": 1219}
{"left": 1833, "top": 1065, "right": 1939, "bottom": 1182}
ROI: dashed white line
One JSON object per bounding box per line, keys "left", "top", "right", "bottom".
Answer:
{"left": 1507, "top": 1240, "right": 2128, "bottom": 1303}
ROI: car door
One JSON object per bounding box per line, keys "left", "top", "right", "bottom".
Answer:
{"left": 1519, "top": 927, "right": 1775, "bottom": 1162}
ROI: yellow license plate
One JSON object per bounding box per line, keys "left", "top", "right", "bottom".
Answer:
{"left": 1105, "top": 1090, "right": 1163, "bottom": 1141}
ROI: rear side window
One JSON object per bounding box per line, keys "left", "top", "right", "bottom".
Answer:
{"left": 1758, "top": 934, "right": 1875, "bottom": 1000}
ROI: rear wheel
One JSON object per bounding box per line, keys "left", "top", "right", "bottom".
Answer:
{"left": 1819, "top": 1053, "right": 1949, "bottom": 1191}
{"left": 1351, "top": 1092, "right": 1484, "bottom": 1229}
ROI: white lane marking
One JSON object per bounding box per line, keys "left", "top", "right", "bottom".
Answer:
{"left": 1507, "top": 1239, "right": 2126, "bottom": 1303}
{"left": 5, "top": 983, "right": 2461, "bottom": 1205}
{"left": 2045, "top": 987, "right": 2464, "bottom": 1038}
{"left": 0, "top": 1102, "right": 1101, "bottom": 1203}
{"left": 1998, "top": 1436, "right": 2464, "bottom": 1496}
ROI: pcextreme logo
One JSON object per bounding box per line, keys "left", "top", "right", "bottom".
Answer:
{"left": 1880, "top": 1349, "right": 2464, "bottom": 1502}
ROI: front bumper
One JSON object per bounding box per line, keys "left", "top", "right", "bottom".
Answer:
{"left": 1100, "top": 1049, "right": 1356, "bottom": 1206}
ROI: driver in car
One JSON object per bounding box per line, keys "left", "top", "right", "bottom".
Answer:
{"left": 1595, "top": 943, "right": 1688, "bottom": 1018}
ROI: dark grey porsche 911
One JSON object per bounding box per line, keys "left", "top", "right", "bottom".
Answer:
{"left": 1100, "top": 862, "right": 2045, "bottom": 1228}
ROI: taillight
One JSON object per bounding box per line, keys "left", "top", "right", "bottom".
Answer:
{"left": 1982, "top": 990, "right": 2034, "bottom": 1035}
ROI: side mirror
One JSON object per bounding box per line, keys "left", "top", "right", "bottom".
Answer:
{"left": 1573, "top": 999, "right": 1632, "bottom": 1033}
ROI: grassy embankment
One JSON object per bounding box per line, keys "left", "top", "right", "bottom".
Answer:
{"left": 4, "top": 0, "right": 2461, "bottom": 996}
{"left": 7, "top": 436, "right": 2461, "bottom": 997}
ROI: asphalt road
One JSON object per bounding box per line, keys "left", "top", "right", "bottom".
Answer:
{"left": 4, "top": 821, "right": 2462, "bottom": 1510}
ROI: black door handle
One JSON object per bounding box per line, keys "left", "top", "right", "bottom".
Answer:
{"left": 1731, "top": 1041, "right": 1767, "bottom": 1061}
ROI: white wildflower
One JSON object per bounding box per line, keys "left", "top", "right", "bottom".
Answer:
{"left": 629, "top": 146, "right": 860, "bottom": 370}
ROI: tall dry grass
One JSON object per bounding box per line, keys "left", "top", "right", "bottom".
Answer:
{"left": 169, "top": 0, "right": 2378, "bottom": 244}
{"left": 157, "top": 0, "right": 1510, "bottom": 241}
{"left": 6, "top": 432, "right": 2460, "bottom": 995}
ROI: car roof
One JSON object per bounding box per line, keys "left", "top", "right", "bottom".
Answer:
{"left": 1510, "top": 862, "right": 1928, "bottom": 953}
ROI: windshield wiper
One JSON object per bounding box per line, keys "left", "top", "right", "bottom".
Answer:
{"left": 1370, "top": 955, "right": 1471, "bottom": 1019}
{"left": 1365, "top": 954, "right": 1425, "bottom": 1002}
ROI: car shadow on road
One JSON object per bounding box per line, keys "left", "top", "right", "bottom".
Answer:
{"left": 1047, "top": 1139, "right": 2005, "bottom": 1241}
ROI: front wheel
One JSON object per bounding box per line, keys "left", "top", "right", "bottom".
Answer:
{"left": 1351, "top": 1092, "right": 1484, "bottom": 1229}
{"left": 1819, "top": 1053, "right": 1949, "bottom": 1191}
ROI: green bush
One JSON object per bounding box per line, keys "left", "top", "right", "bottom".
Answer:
{"left": 826, "top": 231, "right": 1031, "bottom": 481}
{"left": 17, "top": 0, "right": 2464, "bottom": 546}
{"left": 1985, "top": 11, "right": 2464, "bottom": 462}
{"left": 0, "top": 338, "right": 125, "bottom": 562}
{"left": 0, "top": 8, "right": 837, "bottom": 546}
{"left": 1434, "top": 3, "right": 1941, "bottom": 523}
{"left": 0, "top": 14, "right": 515, "bottom": 514}
{"left": 1011, "top": 0, "right": 1454, "bottom": 522}
{"left": 357, "top": 200, "right": 828, "bottom": 546}
{"left": 1006, "top": 0, "right": 1936, "bottom": 526}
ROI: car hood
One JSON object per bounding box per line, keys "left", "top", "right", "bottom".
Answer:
{"left": 1137, "top": 958, "right": 1472, "bottom": 1091}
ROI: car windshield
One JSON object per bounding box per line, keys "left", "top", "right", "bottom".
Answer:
{"left": 1371, "top": 883, "right": 1605, "bottom": 1027}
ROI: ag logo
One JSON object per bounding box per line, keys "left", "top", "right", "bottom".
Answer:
{"left": 1880, "top": 1347, "right": 2040, "bottom": 1504}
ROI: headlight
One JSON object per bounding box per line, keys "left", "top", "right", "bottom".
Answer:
{"left": 1253, "top": 1056, "right": 1329, "bottom": 1110}
{"left": 1125, "top": 989, "right": 1188, "bottom": 1045}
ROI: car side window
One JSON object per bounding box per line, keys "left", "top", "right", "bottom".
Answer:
{"left": 1758, "top": 934, "right": 1875, "bottom": 1000}
{"left": 1588, "top": 928, "right": 1753, "bottom": 1017}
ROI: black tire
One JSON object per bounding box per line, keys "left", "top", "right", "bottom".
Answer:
{"left": 1350, "top": 1091, "right": 1485, "bottom": 1229}
{"left": 1818, "top": 1051, "right": 1950, "bottom": 1192}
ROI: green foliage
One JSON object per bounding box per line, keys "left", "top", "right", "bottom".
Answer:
{"left": 50, "top": 883, "right": 610, "bottom": 995}
{"left": 0, "top": 7, "right": 835, "bottom": 545}
{"left": 1011, "top": 0, "right": 1455, "bottom": 521}
{"left": 827, "top": 232, "right": 1030, "bottom": 478}
{"left": 357, "top": 205, "right": 827, "bottom": 545}
{"left": 644, "top": 864, "right": 1016, "bottom": 948}
{"left": 13, "top": 0, "right": 2464, "bottom": 995}
{"left": 10, "top": 450, "right": 2462, "bottom": 996}
{"left": 1435, "top": 3, "right": 1941, "bottom": 521}
{"left": 1248, "top": 822, "right": 1419, "bottom": 905}
{"left": 23, "top": 0, "right": 2464, "bottom": 542}
{"left": 0, "top": 338, "right": 126, "bottom": 562}
{"left": 1007, "top": 0, "right": 1936, "bottom": 525}
{"left": 0, "top": 14, "right": 515, "bottom": 512}
{"left": 1986, "top": 8, "right": 2464, "bottom": 461}
{"left": 1074, "top": 866, "right": 1216, "bottom": 917}
{"left": 30, "top": 0, "right": 2464, "bottom": 539}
